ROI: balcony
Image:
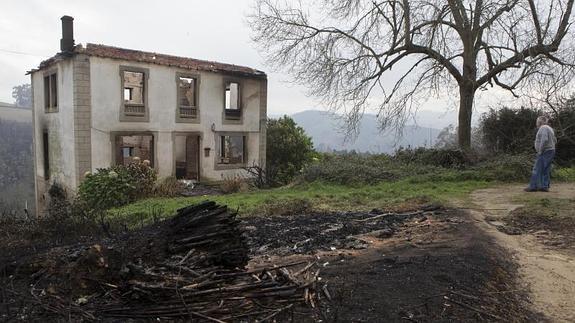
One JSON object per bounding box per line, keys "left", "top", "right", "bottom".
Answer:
{"left": 124, "top": 104, "right": 146, "bottom": 116}
{"left": 224, "top": 108, "right": 241, "bottom": 119}
{"left": 179, "top": 106, "right": 198, "bottom": 118}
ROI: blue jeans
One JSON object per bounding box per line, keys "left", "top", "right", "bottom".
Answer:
{"left": 528, "top": 149, "right": 555, "bottom": 190}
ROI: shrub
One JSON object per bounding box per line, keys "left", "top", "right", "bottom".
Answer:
{"left": 266, "top": 116, "right": 316, "bottom": 186}
{"left": 480, "top": 107, "right": 540, "bottom": 155}
{"left": 154, "top": 176, "right": 186, "bottom": 197}
{"left": 474, "top": 153, "right": 533, "bottom": 182}
{"left": 78, "top": 160, "right": 156, "bottom": 211}
{"left": 220, "top": 176, "right": 248, "bottom": 194}
{"left": 479, "top": 104, "right": 575, "bottom": 165}
{"left": 302, "top": 154, "right": 396, "bottom": 185}
{"left": 120, "top": 160, "right": 157, "bottom": 198}
{"left": 553, "top": 167, "right": 575, "bottom": 182}
{"left": 393, "top": 147, "right": 475, "bottom": 168}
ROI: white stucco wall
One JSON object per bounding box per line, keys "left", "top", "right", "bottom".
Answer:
{"left": 89, "top": 56, "right": 265, "bottom": 181}
{"left": 32, "top": 59, "right": 77, "bottom": 197}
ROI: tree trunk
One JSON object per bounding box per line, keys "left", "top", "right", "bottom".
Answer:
{"left": 458, "top": 85, "right": 475, "bottom": 149}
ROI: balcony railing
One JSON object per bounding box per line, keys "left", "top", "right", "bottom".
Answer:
{"left": 179, "top": 106, "right": 198, "bottom": 118}
{"left": 124, "top": 104, "right": 146, "bottom": 116}
{"left": 224, "top": 108, "right": 241, "bottom": 119}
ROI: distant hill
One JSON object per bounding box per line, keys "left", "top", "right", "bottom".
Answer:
{"left": 0, "top": 101, "right": 32, "bottom": 123}
{"left": 291, "top": 110, "right": 443, "bottom": 154}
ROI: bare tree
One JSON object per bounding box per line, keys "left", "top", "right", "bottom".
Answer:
{"left": 249, "top": 0, "right": 575, "bottom": 148}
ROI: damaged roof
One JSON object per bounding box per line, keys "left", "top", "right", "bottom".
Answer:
{"left": 30, "top": 44, "right": 266, "bottom": 78}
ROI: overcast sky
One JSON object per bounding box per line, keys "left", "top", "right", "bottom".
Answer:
{"left": 0, "top": 0, "right": 518, "bottom": 128}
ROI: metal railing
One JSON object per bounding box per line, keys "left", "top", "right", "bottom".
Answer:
{"left": 124, "top": 104, "right": 146, "bottom": 116}
{"left": 179, "top": 106, "right": 198, "bottom": 118}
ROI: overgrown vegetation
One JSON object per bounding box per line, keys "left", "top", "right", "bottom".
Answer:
{"left": 480, "top": 105, "right": 575, "bottom": 165}
{"left": 107, "top": 142, "right": 575, "bottom": 223}
{"left": 77, "top": 160, "right": 156, "bottom": 211}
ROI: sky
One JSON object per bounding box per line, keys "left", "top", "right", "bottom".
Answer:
{"left": 0, "top": 0, "right": 518, "bottom": 128}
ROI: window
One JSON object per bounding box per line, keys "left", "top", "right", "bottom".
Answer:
{"left": 224, "top": 81, "right": 241, "bottom": 118}
{"left": 44, "top": 72, "right": 58, "bottom": 112}
{"left": 120, "top": 67, "right": 148, "bottom": 121}
{"left": 177, "top": 75, "right": 198, "bottom": 119}
{"left": 218, "top": 135, "right": 245, "bottom": 165}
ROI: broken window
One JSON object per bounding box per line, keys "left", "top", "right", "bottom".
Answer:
{"left": 224, "top": 82, "right": 241, "bottom": 118}
{"left": 114, "top": 135, "right": 154, "bottom": 167}
{"left": 218, "top": 135, "right": 245, "bottom": 164}
{"left": 44, "top": 72, "right": 58, "bottom": 112}
{"left": 178, "top": 76, "right": 198, "bottom": 118}
{"left": 120, "top": 68, "right": 148, "bottom": 119}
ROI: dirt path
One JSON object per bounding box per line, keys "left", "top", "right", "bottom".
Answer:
{"left": 468, "top": 183, "right": 575, "bottom": 322}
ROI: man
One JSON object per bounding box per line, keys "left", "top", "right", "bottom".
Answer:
{"left": 525, "top": 116, "right": 557, "bottom": 192}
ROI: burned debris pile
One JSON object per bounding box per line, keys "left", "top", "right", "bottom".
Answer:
{"left": 1, "top": 202, "right": 324, "bottom": 322}
{"left": 246, "top": 205, "right": 442, "bottom": 255}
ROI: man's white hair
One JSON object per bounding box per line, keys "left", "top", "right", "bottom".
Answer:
{"left": 536, "top": 116, "right": 549, "bottom": 127}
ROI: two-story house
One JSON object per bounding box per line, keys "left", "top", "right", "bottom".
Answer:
{"left": 29, "top": 16, "right": 267, "bottom": 215}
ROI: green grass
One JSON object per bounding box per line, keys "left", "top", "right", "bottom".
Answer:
{"left": 109, "top": 179, "right": 492, "bottom": 226}
{"left": 554, "top": 167, "right": 575, "bottom": 182}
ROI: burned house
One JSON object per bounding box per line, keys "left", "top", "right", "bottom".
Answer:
{"left": 29, "top": 16, "right": 267, "bottom": 215}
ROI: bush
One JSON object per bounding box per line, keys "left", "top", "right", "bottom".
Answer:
{"left": 220, "top": 176, "right": 248, "bottom": 194}
{"left": 479, "top": 104, "right": 575, "bottom": 165}
{"left": 475, "top": 154, "right": 533, "bottom": 182}
{"left": 553, "top": 167, "right": 575, "bottom": 182}
{"left": 154, "top": 176, "right": 186, "bottom": 197}
{"left": 480, "top": 107, "right": 540, "bottom": 155}
{"left": 266, "top": 116, "right": 316, "bottom": 186}
{"left": 303, "top": 154, "right": 396, "bottom": 185}
{"left": 78, "top": 160, "right": 156, "bottom": 211}
{"left": 553, "top": 104, "right": 575, "bottom": 165}
{"left": 393, "top": 147, "right": 475, "bottom": 168}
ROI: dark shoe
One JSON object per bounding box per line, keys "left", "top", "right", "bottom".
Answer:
{"left": 524, "top": 187, "right": 537, "bottom": 192}
{"left": 539, "top": 188, "right": 549, "bottom": 192}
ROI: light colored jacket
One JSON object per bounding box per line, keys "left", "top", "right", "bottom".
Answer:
{"left": 534, "top": 125, "right": 557, "bottom": 154}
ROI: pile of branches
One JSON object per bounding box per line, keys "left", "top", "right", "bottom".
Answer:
{"left": 1, "top": 202, "right": 326, "bottom": 322}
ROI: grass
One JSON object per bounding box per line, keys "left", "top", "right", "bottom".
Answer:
{"left": 107, "top": 154, "right": 575, "bottom": 227}
{"left": 109, "top": 179, "right": 492, "bottom": 226}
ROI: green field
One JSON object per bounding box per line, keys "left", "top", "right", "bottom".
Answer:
{"left": 109, "top": 179, "right": 491, "bottom": 226}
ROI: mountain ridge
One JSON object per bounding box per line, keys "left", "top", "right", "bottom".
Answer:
{"left": 290, "top": 110, "right": 444, "bottom": 153}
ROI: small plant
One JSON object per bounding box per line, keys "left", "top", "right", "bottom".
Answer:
{"left": 220, "top": 175, "right": 248, "bottom": 194}
{"left": 154, "top": 176, "right": 186, "bottom": 197}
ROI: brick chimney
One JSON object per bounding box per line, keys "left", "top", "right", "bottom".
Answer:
{"left": 60, "top": 16, "right": 75, "bottom": 54}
